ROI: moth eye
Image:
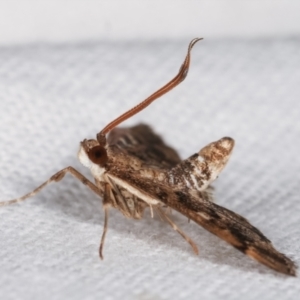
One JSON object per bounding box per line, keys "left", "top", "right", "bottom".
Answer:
{"left": 88, "top": 145, "right": 108, "bottom": 166}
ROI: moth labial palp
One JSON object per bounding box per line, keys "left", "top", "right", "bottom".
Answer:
{"left": 1, "top": 38, "right": 297, "bottom": 276}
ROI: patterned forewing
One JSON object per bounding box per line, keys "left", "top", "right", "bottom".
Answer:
{"left": 106, "top": 168, "right": 296, "bottom": 276}
{"left": 107, "top": 124, "right": 181, "bottom": 169}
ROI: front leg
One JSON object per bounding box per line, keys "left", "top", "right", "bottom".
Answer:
{"left": 0, "top": 166, "right": 103, "bottom": 206}
{"left": 99, "top": 182, "right": 113, "bottom": 259}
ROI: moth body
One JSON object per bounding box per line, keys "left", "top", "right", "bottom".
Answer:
{"left": 1, "top": 38, "right": 296, "bottom": 276}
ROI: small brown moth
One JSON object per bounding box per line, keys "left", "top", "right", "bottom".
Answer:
{"left": 1, "top": 38, "right": 297, "bottom": 276}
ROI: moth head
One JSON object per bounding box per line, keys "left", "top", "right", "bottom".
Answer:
{"left": 78, "top": 139, "right": 108, "bottom": 168}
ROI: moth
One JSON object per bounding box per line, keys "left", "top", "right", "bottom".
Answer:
{"left": 1, "top": 38, "right": 296, "bottom": 276}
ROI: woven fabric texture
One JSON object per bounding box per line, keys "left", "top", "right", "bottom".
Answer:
{"left": 0, "top": 39, "right": 299, "bottom": 300}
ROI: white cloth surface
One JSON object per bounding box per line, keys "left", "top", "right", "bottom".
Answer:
{"left": 0, "top": 39, "right": 299, "bottom": 300}
{"left": 1, "top": 1, "right": 300, "bottom": 44}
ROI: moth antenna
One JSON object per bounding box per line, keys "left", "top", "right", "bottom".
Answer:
{"left": 99, "top": 38, "right": 203, "bottom": 138}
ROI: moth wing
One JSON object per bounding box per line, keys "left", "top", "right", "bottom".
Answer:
{"left": 169, "top": 191, "right": 296, "bottom": 276}
{"left": 107, "top": 124, "right": 181, "bottom": 169}
{"left": 196, "top": 186, "right": 215, "bottom": 203}
{"left": 168, "top": 137, "right": 235, "bottom": 192}
{"left": 107, "top": 172, "right": 296, "bottom": 276}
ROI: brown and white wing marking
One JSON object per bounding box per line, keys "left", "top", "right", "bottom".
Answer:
{"left": 106, "top": 171, "right": 296, "bottom": 276}
{"left": 168, "top": 137, "right": 235, "bottom": 192}
{"left": 108, "top": 127, "right": 231, "bottom": 201}
{"left": 107, "top": 124, "right": 181, "bottom": 169}
{"left": 167, "top": 190, "right": 297, "bottom": 276}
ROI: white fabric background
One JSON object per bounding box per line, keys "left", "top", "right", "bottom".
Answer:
{"left": 0, "top": 38, "right": 300, "bottom": 299}
{"left": 0, "top": 1, "right": 300, "bottom": 44}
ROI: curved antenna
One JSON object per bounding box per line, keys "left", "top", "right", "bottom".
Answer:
{"left": 98, "top": 38, "right": 203, "bottom": 142}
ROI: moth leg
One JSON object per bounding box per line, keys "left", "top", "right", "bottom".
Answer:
{"left": 105, "top": 176, "right": 132, "bottom": 217}
{"left": 156, "top": 207, "right": 199, "bottom": 255}
{"left": 149, "top": 204, "right": 154, "bottom": 218}
{"left": 99, "top": 183, "right": 111, "bottom": 259}
{"left": 99, "top": 206, "right": 109, "bottom": 260}
{"left": 0, "top": 166, "right": 102, "bottom": 206}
